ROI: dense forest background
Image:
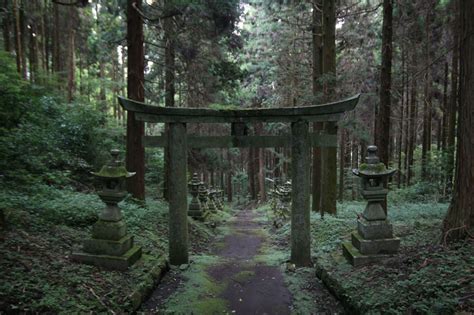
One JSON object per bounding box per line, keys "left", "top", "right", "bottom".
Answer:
{"left": 0, "top": 0, "right": 464, "bottom": 209}
{"left": 1, "top": 0, "right": 473, "bottom": 313}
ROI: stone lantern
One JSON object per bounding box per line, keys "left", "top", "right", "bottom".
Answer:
{"left": 342, "top": 145, "right": 400, "bottom": 266}
{"left": 208, "top": 186, "right": 218, "bottom": 213}
{"left": 198, "top": 182, "right": 209, "bottom": 216}
{"left": 188, "top": 173, "right": 204, "bottom": 220}
{"left": 72, "top": 149, "right": 142, "bottom": 270}
{"left": 281, "top": 181, "right": 292, "bottom": 203}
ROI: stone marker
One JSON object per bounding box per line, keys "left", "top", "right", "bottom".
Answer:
{"left": 343, "top": 145, "right": 400, "bottom": 266}
{"left": 72, "top": 149, "right": 142, "bottom": 270}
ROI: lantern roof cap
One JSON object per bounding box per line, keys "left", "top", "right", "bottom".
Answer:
{"left": 92, "top": 149, "right": 136, "bottom": 178}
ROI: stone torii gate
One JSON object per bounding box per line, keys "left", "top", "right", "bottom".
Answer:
{"left": 119, "top": 94, "right": 360, "bottom": 267}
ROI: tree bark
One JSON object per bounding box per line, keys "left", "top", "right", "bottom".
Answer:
{"left": 125, "top": 0, "right": 145, "bottom": 200}
{"left": 248, "top": 147, "right": 257, "bottom": 200}
{"left": 375, "top": 0, "right": 392, "bottom": 212}
{"left": 18, "top": 2, "right": 27, "bottom": 79}
{"left": 28, "top": 11, "right": 38, "bottom": 83}
{"left": 446, "top": 0, "right": 459, "bottom": 193}
{"left": 320, "top": 0, "right": 337, "bottom": 215}
{"left": 162, "top": 1, "right": 176, "bottom": 200}
{"left": 67, "top": 7, "right": 75, "bottom": 102}
{"left": 441, "top": 62, "right": 449, "bottom": 152}
{"left": 442, "top": 0, "right": 474, "bottom": 242}
{"left": 2, "top": 0, "right": 11, "bottom": 52}
{"left": 421, "top": 5, "right": 434, "bottom": 180}
{"left": 52, "top": 2, "right": 60, "bottom": 73}
{"left": 407, "top": 70, "right": 418, "bottom": 186}
{"left": 375, "top": 0, "right": 392, "bottom": 167}
{"left": 99, "top": 62, "right": 106, "bottom": 110}
{"left": 311, "top": 0, "right": 323, "bottom": 212}
{"left": 13, "top": 0, "right": 23, "bottom": 75}
{"left": 338, "top": 128, "right": 345, "bottom": 200}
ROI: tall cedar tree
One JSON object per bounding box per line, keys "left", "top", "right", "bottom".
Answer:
{"left": 442, "top": 0, "right": 474, "bottom": 242}
{"left": 376, "top": 0, "right": 392, "bottom": 168}
{"left": 126, "top": 0, "right": 145, "bottom": 200}
{"left": 311, "top": 0, "right": 323, "bottom": 212}
{"left": 320, "top": 0, "right": 337, "bottom": 215}
{"left": 375, "top": 0, "right": 392, "bottom": 212}
{"left": 162, "top": 0, "right": 176, "bottom": 200}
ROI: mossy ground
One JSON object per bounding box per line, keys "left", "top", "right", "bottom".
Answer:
{"left": 0, "top": 184, "right": 222, "bottom": 313}
{"left": 151, "top": 204, "right": 342, "bottom": 314}
{"left": 263, "top": 199, "right": 473, "bottom": 314}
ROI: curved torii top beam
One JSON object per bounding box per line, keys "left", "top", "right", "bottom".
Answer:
{"left": 118, "top": 94, "right": 360, "bottom": 123}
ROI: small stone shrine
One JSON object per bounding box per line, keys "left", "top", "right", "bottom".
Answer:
{"left": 188, "top": 173, "right": 205, "bottom": 220}
{"left": 343, "top": 145, "right": 400, "bottom": 266}
{"left": 72, "top": 149, "right": 142, "bottom": 270}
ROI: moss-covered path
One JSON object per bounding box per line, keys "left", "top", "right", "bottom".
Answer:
{"left": 142, "top": 206, "right": 343, "bottom": 314}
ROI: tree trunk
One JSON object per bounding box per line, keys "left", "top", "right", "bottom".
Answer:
{"left": 311, "top": 0, "right": 323, "bottom": 212}
{"left": 52, "top": 2, "right": 60, "bottom": 74}
{"left": 28, "top": 14, "right": 38, "bottom": 83}
{"left": 19, "top": 2, "right": 27, "bottom": 79}
{"left": 442, "top": 0, "right": 474, "bottom": 242}
{"left": 258, "top": 148, "right": 266, "bottom": 201}
{"left": 351, "top": 137, "right": 359, "bottom": 200}
{"left": 441, "top": 62, "right": 449, "bottom": 152}
{"left": 375, "top": 0, "right": 393, "bottom": 167}
{"left": 446, "top": 0, "right": 459, "bottom": 193}
{"left": 13, "top": 0, "right": 22, "bottom": 75}
{"left": 248, "top": 147, "right": 257, "bottom": 200}
{"left": 2, "top": 0, "right": 11, "bottom": 52}
{"left": 99, "top": 62, "right": 106, "bottom": 111}
{"left": 338, "top": 128, "right": 346, "bottom": 200}
{"left": 397, "top": 48, "right": 406, "bottom": 187}
{"left": 421, "top": 6, "right": 434, "bottom": 180}
{"left": 125, "top": 0, "right": 145, "bottom": 200}
{"left": 375, "top": 0, "right": 393, "bottom": 212}
{"left": 42, "top": 0, "right": 49, "bottom": 73}
{"left": 320, "top": 0, "right": 337, "bottom": 215}
{"left": 162, "top": 2, "right": 176, "bottom": 200}
{"left": 67, "top": 7, "right": 75, "bottom": 102}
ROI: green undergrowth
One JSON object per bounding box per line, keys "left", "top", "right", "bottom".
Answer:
{"left": 261, "top": 200, "right": 473, "bottom": 313}
{"left": 0, "top": 184, "right": 222, "bottom": 313}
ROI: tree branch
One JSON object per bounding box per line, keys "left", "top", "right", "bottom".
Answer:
{"left": 132, "top": 1, "right": 185, "bottom": 23}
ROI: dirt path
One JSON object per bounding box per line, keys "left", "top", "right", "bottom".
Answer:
{"left": 142, "top": 207, "right": 343, "bottom": 314}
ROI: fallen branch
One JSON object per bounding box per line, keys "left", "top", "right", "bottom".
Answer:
{"left": 82, "top": 284, "right": 116, "bottom": 315}
{"left": 442, "top": 224, "right": 467, "bottom": 247}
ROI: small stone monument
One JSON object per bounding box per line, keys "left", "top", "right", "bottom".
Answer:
{"left": 188, "top": 173, "right": 205, "bottom": 220}
{"left": 72, "top": 149, "right": 142, "bottom": 270}
{"left": 343, "top": 145, "right": 400, "bottom": 266}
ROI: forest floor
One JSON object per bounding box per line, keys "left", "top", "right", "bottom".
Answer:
{"left": 142, "top": 205, "right": 343, "bottom": 314}
{"left": 0, "top": 185, "right": 228, "bottom": 313}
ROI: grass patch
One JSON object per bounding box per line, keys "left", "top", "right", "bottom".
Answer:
{"left": 162, "top": 255, "right": 230, "bottom": 313}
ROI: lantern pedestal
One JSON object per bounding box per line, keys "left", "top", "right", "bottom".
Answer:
{"left": 72, "top": 204, "right": 143, "bottom": 270}
{"left": 72, "top": 149, "right": 142, "bottom": 270}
